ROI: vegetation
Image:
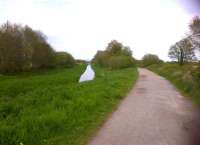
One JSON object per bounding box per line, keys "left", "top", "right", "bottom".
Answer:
{"left": 168, "top": 38, "right": 196, "bottom": 65}
{"left": 0, "top": 65, "right": 138, "bottom": 145}
{"left": 167, "top": 16, "right": 200, "bottom": 65}
{"left": 55, "top": 52, "right": 75, "bottom": 68}
{"left": 147, "top": 63, "right": 200, "bottom": 105}
{"left": 1, "top": 14, "right": 199, "bottom": 145}
{"left": 92, "top": 40, "right": 135, "bottom": 69}
{"left": 145, "top": 16, "right": 200, "bottom": 106}
{"left": 0, "top": 22, "right": 75, "bottom": 74}
{"left": 76, "top": 59, "right": 88, "bottom": 65}
{"left": 141, "top": 54, "right": 163, "bottom": 67}
{"left": 189, "top": 16, "right": 200, "bottom": 35}
{"left": 189, "top": 16, "right": 200, "bottom": 51}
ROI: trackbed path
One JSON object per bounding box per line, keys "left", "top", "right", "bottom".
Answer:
{"left": 87, "top": 68, "right": 200, "bottom": 145}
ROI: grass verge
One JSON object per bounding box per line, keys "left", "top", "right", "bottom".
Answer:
{"left": 0, "top": 65, "right": 138, "bottom": 145}
{"left": 147, "top": 63, "right": 200, "bottom": 106}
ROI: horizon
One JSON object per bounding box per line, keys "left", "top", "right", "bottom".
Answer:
{"left": 0, "top": 0, "right": 200, "bottom": 61}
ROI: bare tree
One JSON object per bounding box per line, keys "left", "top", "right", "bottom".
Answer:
{"left": 168, "top": 39, "right": 196, "bottom": 65}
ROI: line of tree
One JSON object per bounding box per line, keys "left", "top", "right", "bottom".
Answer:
{"left": 92, "top": 40, "right": 135, "bottom": 69}
{"left": 168, "top": 16, "right": 200, "bottom": 65}
{"left": 0, "top": 22, "right": 75, "bottom": 73}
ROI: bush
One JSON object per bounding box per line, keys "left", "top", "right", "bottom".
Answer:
{"left": 76, "top": 59, "right": 88, "bottom": 65}
{"left": 142, "top": 54, "right": 163, "bottom": 67}
{"left": 108, "top": 56, "right": 135, "bottom": 69}
{"left": 92, "top": 51, "right": 109, "bottom": 67}
{"left": 92, "top": 40, "right": 135, "bottom": 69}
{"left": 55, "top": 52, "right": 75, "bottom": 68}
{"left": 191, "top": 63, "right": 200, "bottom": 87}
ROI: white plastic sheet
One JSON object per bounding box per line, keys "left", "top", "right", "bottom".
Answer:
{"left": 79, "top": 64, "right": 95, "bottom": 82}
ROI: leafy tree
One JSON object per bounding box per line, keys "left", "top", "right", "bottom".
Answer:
{"left": 0, "top": 22, "right": 27, "bottom": 72}
{"left": 93, "top": 40, "right": 135, "bottom": 69}
{"left": 122, "top": 46, "right": 132, "bottom": 56}
{"left": 106, "top": 40, "right": 123, "bottom": 55}
{"left": 23, "top": 27, "right": 55, "bottom": 69}
{"left": 0, "top": 21, "right": 74, "bottom": 73}
{"left": 142, "top": 54, "right": 163, "bottom": 67}
{"left": 168, "top": 39, "right": 196, "bottom": 65}
{"left": 55, "top": 52, "right": 75, "bottom": 67}
{"left": 92, "top": 50, "right": 109, "bottom": 67}
{"left": 188, "top": 16, "right": 200, "bottom": 53}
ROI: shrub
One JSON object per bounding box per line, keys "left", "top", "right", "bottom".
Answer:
{"left": 142, "top": 54, "right": 163, "bottom": 67}
{"left": 93, "top": 40, "right": 135, "bottom": 69}
{"left": 92, "top": 51, "right": 109, "bottom": 67}
{"left": 191, "top": 63, "right": 200, "bottom": 87}
{"left": 76, "top": 59, "right": 88, "bottom": 65}
{"left": 55, "top": 52, "right": 75, "bottom": 68}
{"left": 108, "top": 56, "right": 135, "bottom": 69}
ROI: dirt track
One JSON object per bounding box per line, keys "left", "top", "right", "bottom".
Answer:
{"left": 87, "top": 68, "right": 200, "bottom": 145}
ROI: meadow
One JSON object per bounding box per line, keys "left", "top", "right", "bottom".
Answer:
{"left": 0, "top": 65, "right": 138, "bottom": 145}
{"left": 147, "top": 63, "right": 200, "bottom": 106}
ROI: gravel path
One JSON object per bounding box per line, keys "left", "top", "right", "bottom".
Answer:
{"left": 87, "top": 68, "right": 200, "bottom": 145}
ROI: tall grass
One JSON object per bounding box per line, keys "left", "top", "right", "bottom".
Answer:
{"left": 147, "top": 63, "right": 200, "bottom": 106}
{"left": 0, "top": 65, "right": 138, "bottom": 145}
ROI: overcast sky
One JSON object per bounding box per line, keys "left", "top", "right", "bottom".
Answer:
{"left": 0, "top": 0, "right": 199, "bottom": 60}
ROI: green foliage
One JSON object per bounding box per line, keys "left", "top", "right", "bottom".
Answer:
{"left": 0, "top": 22, "right": 75, "bottom": 73}
{"left": 93, "top": 40, "right": 135, "bottom": 69}
{"left": 148, "top": 63, "right": 200, "bottom": 106}
{"left": 23, "top": 26, "right": 56, "bottom": 69}
{"left": 55, "top": 52, "right": 75, "bottom": 68}
{"left": 92, "top": 50, "right": 108, "bottom": 67}
{"left": 142, "top": 54, "right": 163, "bottom": 67}
{"left": 76, "top": 59, "right": 88, "bottom": 64}
{"left": 108, "top": 55, "right": 135, "bottom": 69}
{"left": 0, "top": 22, "right": 56, "bottom": 73}
{"left": 0, "top": 22, "right": 28, "bottom": 73}
{"left": 0, "top": 65, "right": 138, "bottom": 145}
{"left": 190, "top": 63, "right": 200, "bottom": 87}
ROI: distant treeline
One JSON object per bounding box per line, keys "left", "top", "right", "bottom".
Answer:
{"left": 0, "top": 22, "right": 75, "bottom": 73}
{"left": 92, "top": 40, "right": 135, "bottom": 69}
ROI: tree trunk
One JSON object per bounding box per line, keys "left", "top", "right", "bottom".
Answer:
{"left": 180, "top": 48, "right": 184, "bottom": 65}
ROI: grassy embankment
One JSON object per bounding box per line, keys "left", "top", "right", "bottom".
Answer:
{"left": 0, "top": 65, "right": 138, "bottom": 145}
{"left": 147, "top": 63, "right": 200, "bottom": 106}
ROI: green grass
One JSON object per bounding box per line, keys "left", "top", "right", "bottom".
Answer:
{"left": 147, "top": 63, "right": 200, "bottom": 106}
{"left": 0, "top": 65, "right": 138, "bottom": 145}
